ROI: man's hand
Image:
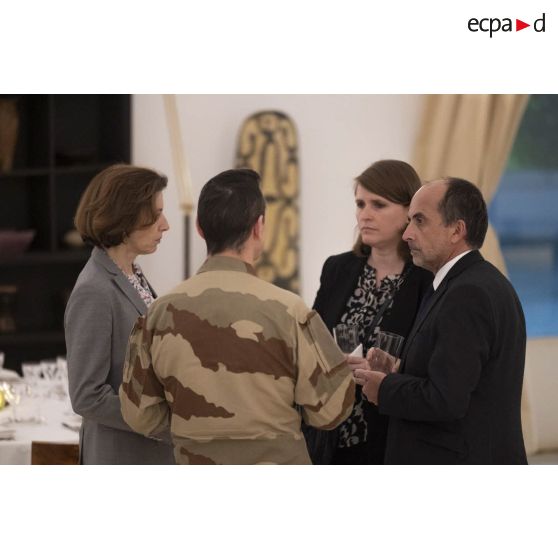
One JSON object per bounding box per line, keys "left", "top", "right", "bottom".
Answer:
{"left": 353, "top": 369, "right": 386, "bottom": 405}
{"left": 346, "top": 355, "right": 370, "bottom": 374}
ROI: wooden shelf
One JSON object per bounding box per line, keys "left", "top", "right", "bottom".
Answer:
{"left": 0, "top": 249, "right": 91, "bottom": 267}
{"left": 0, "top": 94, "right": 130, "bottom": 372}
{"left": 0, "top": 330, "right": 65, "bottom": 346}
{"left": 0, "top": 168, "right": 51, "bottom": 178}
{"left": 0, "top": 165, "right": 116, "bottom": 179}
{"left": 54, "top": 164, "right": 112, "bottom": 176}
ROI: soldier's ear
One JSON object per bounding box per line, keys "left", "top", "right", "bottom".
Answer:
{"left": 196, "top": 219, "right": 205, "bottom": 239}
{"left": 253, "top": 215, "right": 265, "bottom": 241}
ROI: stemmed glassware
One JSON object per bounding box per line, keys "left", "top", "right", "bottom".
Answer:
{"left": 20, "top": 362, "right": 45, "bottom": 422}
{"left": 3, "top": 383, "right": 31, "bottom": 423}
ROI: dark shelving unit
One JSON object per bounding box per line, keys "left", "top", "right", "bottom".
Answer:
{"left": 0, "top": 94, "right": 131, "bottom": 372}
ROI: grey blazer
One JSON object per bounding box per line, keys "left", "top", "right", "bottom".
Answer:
{"left": 64, "top": 247, "right": 175, "bottom": 464}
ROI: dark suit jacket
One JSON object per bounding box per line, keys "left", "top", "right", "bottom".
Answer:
{"left": 379, "top": 250, "right": 528, "bottom": 464}
{"left": 306, "top": 250, "right": 432, "bottom": 463}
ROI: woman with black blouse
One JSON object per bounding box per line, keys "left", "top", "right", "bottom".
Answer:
{"left": 304, "top": 160, "right": 432, "bottom": 464}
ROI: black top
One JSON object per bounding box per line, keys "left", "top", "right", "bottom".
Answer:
{"left": 304, "top": 250, "right": 432, "bottom": 464}
{"left": 313, "top": 251, "right": 433, "bottom": 339}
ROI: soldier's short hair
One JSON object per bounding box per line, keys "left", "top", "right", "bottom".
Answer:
{"left": 198, "top": 169, "right": 266, "bottom": 254}
{"left": 74, "top": 164, "right": 168, "bottom": 248}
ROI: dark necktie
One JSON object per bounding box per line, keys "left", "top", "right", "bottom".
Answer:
{"left": 416, "top": 283, "right": 435, "bottom": 323}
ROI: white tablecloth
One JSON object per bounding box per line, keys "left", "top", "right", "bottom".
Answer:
{"left": 0, "top": 396, "right": 80, "bottom": 465}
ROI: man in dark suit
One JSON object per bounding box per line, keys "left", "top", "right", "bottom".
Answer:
{"left": 355, "top": 177, "right": 528, "bottom": 464}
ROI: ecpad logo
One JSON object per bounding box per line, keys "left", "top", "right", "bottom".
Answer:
{"left": 468, "top": 12, "right": 546, "bottom": 37}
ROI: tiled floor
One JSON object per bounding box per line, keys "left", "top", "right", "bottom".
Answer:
{"left": 528, "top": 451, "right": 558, "bottom": 464}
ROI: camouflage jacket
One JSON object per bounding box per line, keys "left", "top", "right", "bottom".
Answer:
{"left": 119, "top": 255, "right": 354, "bottom": 464}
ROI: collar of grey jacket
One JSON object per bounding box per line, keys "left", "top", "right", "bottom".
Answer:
{"left": 91, "top": 246, "right": 153, "bottom": 315}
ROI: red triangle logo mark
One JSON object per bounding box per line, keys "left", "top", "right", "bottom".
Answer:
{"left": 516, "top": 19, "right": 530, "bottom": 31}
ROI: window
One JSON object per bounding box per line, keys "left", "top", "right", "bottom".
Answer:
{"left": 489, "top": 95, "right": 558, "bottom": 337}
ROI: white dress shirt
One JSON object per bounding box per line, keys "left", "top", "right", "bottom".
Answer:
{"left": 432, "top": 250, "right": 472, "bottom": 291}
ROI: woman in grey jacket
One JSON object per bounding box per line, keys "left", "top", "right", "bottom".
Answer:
{"left": 64, "top": 164, "right": 175, "bottom": 464}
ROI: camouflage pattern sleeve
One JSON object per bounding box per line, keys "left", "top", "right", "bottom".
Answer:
{"left": 119, "top": 315, "right": 170, "bottom": 437}
{"left": 294, "top": 308, "right": 355, "bottom": 429}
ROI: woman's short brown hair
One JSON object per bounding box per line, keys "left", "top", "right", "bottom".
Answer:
{"left": 74, "top": 164, "right": 168, "bottom": 248}
{"left": 352, "top": 159, "right": 421, "bottom": 260}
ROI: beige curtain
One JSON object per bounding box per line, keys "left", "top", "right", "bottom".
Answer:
{"left": 414, "top": 94, "right": 528, "bottom": 274}
{"left": 412, "top": 94, "right": 536, "bottom": 454}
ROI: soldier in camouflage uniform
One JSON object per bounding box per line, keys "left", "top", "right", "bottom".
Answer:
{"left": 119, "top": 169, "right": 355, "bottom": 464}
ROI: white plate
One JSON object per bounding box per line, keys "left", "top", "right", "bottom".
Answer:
{"left": 0, "top": 369, "right": 22, "bottom": 382}
{"left": 0, "top": 429, "right": 15, "bottom": 440}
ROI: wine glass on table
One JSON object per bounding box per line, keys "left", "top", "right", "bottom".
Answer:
{"left": 21, "top": 362, "right": 45, "bottom": 422}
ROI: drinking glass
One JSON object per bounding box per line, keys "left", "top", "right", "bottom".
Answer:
{"left": 333, "top": 324, "right": 360, "bottom": 354}
{"left": 56, "top": 356, "right": 70, "bottom": 399}
{"left": 4, "top": 383, "right": 29, "bottom": 422}
{"left": 22, "top": 362, "right": 42, "bottom": 390}
{"left": 370, "top": 330, "right": 405, "bottom": 373}
{"left": 21, "top": 362, "right": 45, "bottom": 420}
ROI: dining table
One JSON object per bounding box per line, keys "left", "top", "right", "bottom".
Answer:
{"left": 0, "top": 381, "right": 80, "bottom": 465}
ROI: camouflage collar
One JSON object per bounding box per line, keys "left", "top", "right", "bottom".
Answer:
{"left": 197, "top": 255, "right": 258, "bottom": 276}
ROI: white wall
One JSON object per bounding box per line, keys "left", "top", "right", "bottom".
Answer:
{"left": 132, "top": 94, "right": 424, "bottom": 306}
{"left": 131, "top": 95, "right": 557, "bottom": 453}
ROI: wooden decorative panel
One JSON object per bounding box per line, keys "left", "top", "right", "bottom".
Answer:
{"left": 235, "top": 111, "right": 300, "bottom": 293}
